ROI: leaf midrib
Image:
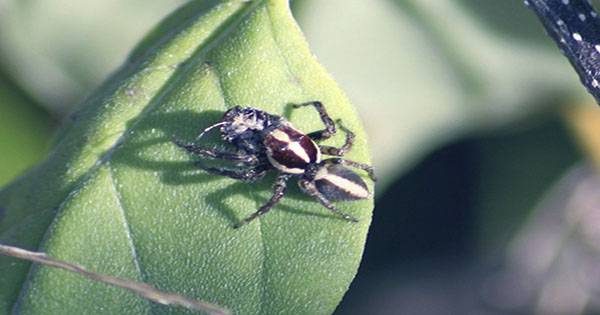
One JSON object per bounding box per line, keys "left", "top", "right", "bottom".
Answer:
{"left": 10, "top": 1, "right": 265, "bottom": 311}
{"left": 107, "top": 163, "right": 151, "bottom": 311}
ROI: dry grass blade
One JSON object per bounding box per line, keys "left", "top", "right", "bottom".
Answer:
{"left": 0, "top": 243, "right": 230, "bottom": 315}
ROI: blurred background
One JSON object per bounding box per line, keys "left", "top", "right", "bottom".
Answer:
{"left": 2, "top": 0, "right": 600, "bottom": 314}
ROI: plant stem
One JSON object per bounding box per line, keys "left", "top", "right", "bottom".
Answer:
{"left": 526, "top": 0, "right": 600, "bottom": 105}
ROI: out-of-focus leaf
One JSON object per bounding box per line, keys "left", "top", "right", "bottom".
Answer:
{"left": 485, "top": 163, "right": 600, "bottom": 314}
{"left": 0, "top": 1, "right": 374, "bottom": 314}
{"left": 473, "top": 113, "right": 581, "bottom": 250}
{"left": 334, "top": 112, "right": 581, "bottom": 315}
{"left": 0, "top": 0, "right": 187, "bottom": 113}
{"left": 0, "top": 73, "right": 51, "bottom": 187}
{"left": 296, "top": 0, "right": 589, "bottom": 186}
{"left": 456, "top": 0, "right": 558, "bottom": 45}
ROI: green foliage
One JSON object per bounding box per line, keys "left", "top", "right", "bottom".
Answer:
{"left": 0, "top": 74, "right": 51, "bottom": 187}
{"left": 0, "top": 1, "right": 374, "bottom": 314}
{"left": 0, "top": 0, "right": 187, "bottom": 112}
{"left": 297, "top": 0, "right": 588, "bottom": 187}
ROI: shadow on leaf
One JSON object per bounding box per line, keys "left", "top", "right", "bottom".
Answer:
{"left": 111, "top": 109, "right": 228, "bottom": 185}
{"left": 205, "top": 180, "right": 348, "bottom": 226}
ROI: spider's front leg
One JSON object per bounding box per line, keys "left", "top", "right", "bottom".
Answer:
{"left": 234, "top": 173, "right": 292, "bottom": 228}
{"left": 193, "top": 162, "right": 269, "bottom": 182}
{"left": 292, "top": 101, "right": 336, "bottom": 141}
{"left": 298, "top": 179, "right": 359, "bottom": 223}
{"left": 172, "top": 137, "right": 259, "bottom": 165}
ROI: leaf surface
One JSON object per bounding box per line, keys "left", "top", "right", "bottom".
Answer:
{"left": 0, "top": 1, "right": 373, "bottom": 314}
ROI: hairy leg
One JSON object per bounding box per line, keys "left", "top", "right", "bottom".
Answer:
{"left": 172, "top": 137, "right": 258, "bottom": 165}
{"left": 298, "top": 179, "right": 359, "bottom": 222}
{"left": 234, "top": 173, "right": 292, "bottom": 228}
{"left": 292, "top": 101, "right": 336, "bottom": 141}
{"left": 319, "top": 120, "right": 355, "bottom": 156}
{"left": 194, "top": 162, "right": 268, "bottom": 182}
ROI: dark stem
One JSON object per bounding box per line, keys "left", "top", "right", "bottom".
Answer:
{"left": 526, "top": 0, "right": 600, "bottom": 104}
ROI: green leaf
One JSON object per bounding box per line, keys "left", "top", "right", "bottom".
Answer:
{"left": 0, "top": 0, "right": 374, "bottom": 314}
{"left": 0, "top": 0, "right": 187, "bottom": 113}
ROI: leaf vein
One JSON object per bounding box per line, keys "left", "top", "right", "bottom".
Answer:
{"left": 10, "top": 163, "right": 106, "bottom": 312}
{"left": 107, "top": 163, "right": 152, "bottom": 312}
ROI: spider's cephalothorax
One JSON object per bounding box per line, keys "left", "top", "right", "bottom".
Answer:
{"left": 172, "top": 101, "right": 376, "bottom": 228}
{"left": 219, "top": 106, "right": 277, "bottom": 154}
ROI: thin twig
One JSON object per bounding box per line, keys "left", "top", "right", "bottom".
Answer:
{"left": 0, "top": 243, "right": 230, "bottom": 315}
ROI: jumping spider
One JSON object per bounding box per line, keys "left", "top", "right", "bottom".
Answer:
{"left": 172, "top": 101, "right": 376, "bottom": 228}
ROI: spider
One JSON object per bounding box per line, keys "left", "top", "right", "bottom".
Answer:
{"left": 172, "top": 101, "right": 376, "bottom": 228}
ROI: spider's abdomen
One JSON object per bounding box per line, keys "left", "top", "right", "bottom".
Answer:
{"left": 315, "top": 165, "right": 370, "bottom": 201}
{"left": 264, "top": 124, "right": 321, "bottom": 174}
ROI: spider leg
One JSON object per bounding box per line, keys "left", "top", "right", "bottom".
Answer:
{"left": 322, "top": 158, "right": 377, "bottom": 182}
{"left": 292, "top": 101, "right": 336, "bottom": 141}
{"left": 298, "top": 179, "right": 359, "bottom": 222}
{"left": 234, "top": 173, "right": 292, "bottom": 228}
{"left": 319, "top": 119, "right": 355, "bottom": 156}
{"left": 172, "top": 137, "right": 258, "bottom": 165}
{"left": 194, "top": 162, "right": 268, "bottom": 182}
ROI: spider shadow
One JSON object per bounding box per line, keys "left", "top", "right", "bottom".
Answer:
{"left": 111, "top": 109, "right": 230, "bottom": 186}
{"left": 205, "top": 179, "right": 342, "bottom": 226}
{"left": 283, "top": 103, "right": 295, "bottom": 120}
